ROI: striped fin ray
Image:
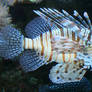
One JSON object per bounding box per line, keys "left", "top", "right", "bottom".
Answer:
{"left": 73, "top": 10, "right": 89, "bottom": 28}
{"left": 40, "top": 8, "right": 67, "bottom": 27}
{"left": 83, "top": 12, "right": 92, "bottom": 34}
{"left": 49, "top": 59, "right": 87, "bottom": 84}
{"left": 73, "top": 10, "right": 92, "bottom": 42}
{"left": 33, "top": 8, "right": 79, "bottom": 28}
{"left": 40, "top": 8, "right": 84, "bottom": 28}
{"left": 33, "top": 8, "right": 90, "bottom": 41}
{"left": 62, "top": 9, "right": 86, "bottom": 28}
{"left": 73, "top": 10, "right": 92, "bottom": 32}
{"left": 33, "top": 8, "right": 65, "bottom": 28}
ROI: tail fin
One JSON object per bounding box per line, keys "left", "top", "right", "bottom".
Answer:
{"left": 0, "top": 25, "right": 24, "bottom": 59}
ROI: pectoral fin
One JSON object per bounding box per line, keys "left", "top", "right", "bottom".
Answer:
{"left": 49, "top": 59, "right": 87, "bottom": 84}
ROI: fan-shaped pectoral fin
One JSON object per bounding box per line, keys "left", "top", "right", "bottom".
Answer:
{"left": 49, "top": 59, "right": 87, "bottom": 84}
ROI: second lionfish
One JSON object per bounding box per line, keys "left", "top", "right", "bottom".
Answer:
{"left": 0, "top": 8, "right": 92, "bottom": 84}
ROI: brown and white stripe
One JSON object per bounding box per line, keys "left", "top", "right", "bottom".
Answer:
{"left": 23, "top": 25, "right": 87, "bottom": 64}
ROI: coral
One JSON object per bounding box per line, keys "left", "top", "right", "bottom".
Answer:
{"left": 0, "top": 4, "right": 11, "bottom": 29}
{"left": 0, "top": 0, "right": 25, "bottom": 6}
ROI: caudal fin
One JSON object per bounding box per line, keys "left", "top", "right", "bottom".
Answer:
{"left": 0, "top": 25, "right": 24, "bottom": 59}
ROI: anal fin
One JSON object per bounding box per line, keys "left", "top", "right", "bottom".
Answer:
{"left": 19, "top": 50, "right": 46, "bottom": 72}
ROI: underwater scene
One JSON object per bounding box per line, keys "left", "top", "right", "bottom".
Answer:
{"left": 0, "top": 0, "right": 92, "bottom": 92}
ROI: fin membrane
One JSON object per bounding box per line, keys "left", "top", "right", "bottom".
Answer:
{"left": 19, "top": 50, "right": 46, "bottom": 72}
{"left": 39, "top": 77, "right": 91, "bottom": 92}
{"left": 49, "top": 60, "right": 87, "bottom": 84}
{"left": 25, "top": 17, "right": 51, "bottom": 39}
{"left": 0, "top": 25, "right": 24, "bottom": 59}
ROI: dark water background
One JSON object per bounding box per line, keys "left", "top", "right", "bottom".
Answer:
{"left": 0, "top": 0, "right": 92, "bottom": 92}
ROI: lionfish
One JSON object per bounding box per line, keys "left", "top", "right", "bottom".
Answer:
{"left": 0, "top": 8, "right": 92, "bottom": 85}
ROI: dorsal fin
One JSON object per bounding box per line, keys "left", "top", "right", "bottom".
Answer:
{"left": 73, "top": 10, "right": 89, "bottom": 28}
{"left": 33, "top": 8, "right": 90, "bottom": 41}
{"left": 25, "top": 17, "right": 51, "bottom": 39}
{"left": 83, "top": 12, "right": 92, "bottom": 34}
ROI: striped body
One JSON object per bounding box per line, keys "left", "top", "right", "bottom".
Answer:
{"left": 23, "top": 25, "right": 89, "bottom": 64}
